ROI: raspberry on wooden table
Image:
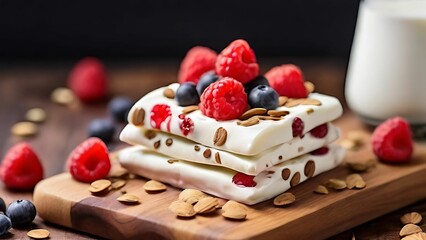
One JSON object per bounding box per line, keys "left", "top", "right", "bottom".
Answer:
{"left": 68, "top": 57, "right": 108, "bottom": 102}
{"left": 0, "top": 143, "right": 44, "bottom": 191}
{"left": 371, "top": 117, "right": 413, "bottom": 163}
{"left": 215, "top": 39, "right": 259, "bottom": 84}
{"left": 68, "top": 138, "right": 111, "bottom": 182}
{"left": 199, "top": 77, "right": 248, "bottom": 121}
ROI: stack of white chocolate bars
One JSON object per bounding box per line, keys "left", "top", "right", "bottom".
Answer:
{"left": 119, "top": 83, "right": 345, "bottom": 205}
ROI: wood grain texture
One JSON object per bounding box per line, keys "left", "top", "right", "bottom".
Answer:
{"left": 33, "top": 114, "right": 426, "bottom": 240}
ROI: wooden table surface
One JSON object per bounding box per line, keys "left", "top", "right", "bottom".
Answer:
{"left": 0, "top": 58, "right": 424, "bottom": 240}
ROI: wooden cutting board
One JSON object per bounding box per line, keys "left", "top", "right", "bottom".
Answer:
{"left": 33, "top": 114, "right": 426, "bottom": 240}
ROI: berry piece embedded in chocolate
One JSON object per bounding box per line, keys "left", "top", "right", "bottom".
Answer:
{"left": 88, "top": 118, "right": 116, "bottom": 144}
{"left": 108, "top": 96, "right": 133, "bottom": 122}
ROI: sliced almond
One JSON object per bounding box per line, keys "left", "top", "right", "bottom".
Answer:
{"left": 340, "top": 139, "right": 358, "bottom": 151}
{"left": 305, "top": 81, "right": 315, "bottom": 93}
{"left": 169, "top": 200, "right": 196, "bottom": 218}
{"left": 193, "top": 197, "right": 218, "bottom": 214}
{"left": 400, "top": 224, "right": 423, "bottom": 237}
{"left": 347, "top": 131, "right": 364, "bottom": 146}
{"left": 88, "top": 179, "right": 112, "bottom": 194}
{"left": 117, "top": 194, "right": 140, "bottom": 204}
{"left": 237, "top": 116, "right": 260, "bottom": 127}
{"left": 111, "top": 180, "right": 126, "bottom": 190}
{"left": 273, "top": 192, "right": 296, "bottom": 207}
{"left": 163, "top": 87, "right": 175, "bottom": 99}
{"left": 326, "top": 179, "right": 347, "bottom": 190}
{"left": 144, "top": 130, "right": 157, "bottom": 140}
{"left": 402, "top": 232, "right": 426, "bottom": 240}
{"left": 285, "top": 98, "right": 306, "bottom": 107}
{"left": 27, "top": 229, "right": 50, "bottom": 239}
{"left": 179, "top": 189, "right": 207, "bottom": 204}
{"left": 346, "top": 174, "right": 366, "bottom": 189}
{"left": 346, "top": 159, "right": 376, "bottom": 172}
{"left": 131, "top": 107, "right": 145, "bottom": 126}
{"left": 278, "top": 96, "right": 289, "bottom": 106}
{"left": 182, "top": 105, "right": 199, "bottom": 114}
{"left": 51, "top": 87, "right": 76, "bottom": 105}
{"left": 222, "top": 200, "right": 248, "bottom": 212}
{"left": 144, "top": 180, "right": 167, "bottom": 193}
{"left": 11, "top": 122, "right": 38, "bottom": 137}
{"left": 222, "top": 207, "right": 247, "bottom": 220}
{"left": 213, "top": 127, "right": 227, "bottom": 146}
{"left": 258, "top": 116, "right": 282, "bottom": 121}
{"left": 314, "top": 185, "right": 329, "bottom": 195}
{"left": 25, "top": 108, "right": 47, "bottom": 123}
{"left": 302, "top": 98, "right": 322, "bottom": 106}
{"left": 109, "top": 168, "right": 129, "bottom": 178}
{"left": 401, "top": 212, "right": 423, "bottom": 225}
{"left": 239, "top": 108, "right": 267, "bottom": 120}
{"left": 267, "top": 110, "right": 289, "bottom": 117}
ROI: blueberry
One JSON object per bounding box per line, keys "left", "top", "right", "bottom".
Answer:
{"left": 6, "top": 200, "right": 36, "bottom": 228}
{"left": 196, "top": 71, "right": 219, "bottom": 96}
{"left": 88, "top": 118, "right": 115, "bottom": 143}
{"left": 0, "top": 198, "right": 5, "bottom": 213}
{"left": 244, "top": 75, "right": 270, "bottom": 94}
{"left": 0, "top": 214, "right": 11, "bottom": 236}
{"left": 176, "top": 82, "right": 200, "bottom": 106}
{"left": 248, "top": 85, "right": 279, "bottom": 110}
{"left": 108, "top": 96, "right": 134, "bottom": 122}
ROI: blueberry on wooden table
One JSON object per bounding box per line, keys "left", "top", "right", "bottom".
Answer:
{"left": 88, "top": 118, "right": 116, "bottom": 143}
{"left": 0, "top": 198, "right": 6, "bottom": 213}
{"left": 0, "top": 214, "right": 11, "bottom": 236}
{"left": 108, "top": 96, "right": 133, "bottom": 122}
{"left": 6, "top": 200, "right": 36, "bottom": 228}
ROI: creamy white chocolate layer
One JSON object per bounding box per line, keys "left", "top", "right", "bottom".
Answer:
{"left": 120, "top": 123, "right": 339, "bottom": 175}
{"left": 127, "top": 83, "right": 343, "bottom": 155}
{"left": 119, "top": 145, "right": 345, "bottom": 205}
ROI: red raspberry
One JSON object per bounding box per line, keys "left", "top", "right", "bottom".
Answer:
{"left": 311, "top": 147, "right": 329, "bottom": 156}
{"left": 371, "top": 117, "right": 413, "bottom": 163}
{"left": 265, "top": 64, "right": 308, "bottom": 98}
{"left": 310, "top": 124, "right": 328, "bottom": 138}
{"left": 68, "top": 138, "right": 111, "bottom": 183}
{"left": 178, "top": 46, "right": 217, "bottom": 84}
{"left": 0, "top": 143, "right": 43, "bottom": 190}
{"left": 292, "top": 117, "right": 305, "bottom": 137}
{"left": 199, "top": 77, "right": 248, "bottom": 120}
{"left": 232, "top": 172, "right": 257, "bottom": 187}
{"left": 215, "top": 39, "right": 259, "bottom": 84}
{"left": 68, "top": 57, "right": 108, "bottom": 102}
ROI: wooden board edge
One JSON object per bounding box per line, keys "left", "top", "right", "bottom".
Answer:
{"left": 34, "top": 173, "right": 83, "bottom": 228}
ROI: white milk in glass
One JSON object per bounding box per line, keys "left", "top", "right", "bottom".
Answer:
{"left": 345, "top": 0, "right": 426, "bottom": 126}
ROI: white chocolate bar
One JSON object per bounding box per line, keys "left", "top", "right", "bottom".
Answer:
{"left": 127, "top": 83, "right": 343, "bottom": 155}
{"left": 119, "top": 145, "right": 345, "bottom": 205}
{"left": 120, "top": 123, "right": 339, "bottom": 175}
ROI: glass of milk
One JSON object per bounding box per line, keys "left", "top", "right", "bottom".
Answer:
{"left": 345, "top": 0, "right": 426, "bottom": 135}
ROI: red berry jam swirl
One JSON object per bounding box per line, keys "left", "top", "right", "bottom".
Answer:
{"left": 150, "top": 104, "right": 172, "bottom": 132}
{"left": 178, "top": 114, "right": 194, "bottom": 136}
{"left": 232, "top": 172, "right": 257, "bottom": 187}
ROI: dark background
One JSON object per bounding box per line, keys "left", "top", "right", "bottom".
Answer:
{"left": 0, "top": 0, "right": 360, "bottom": 61}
